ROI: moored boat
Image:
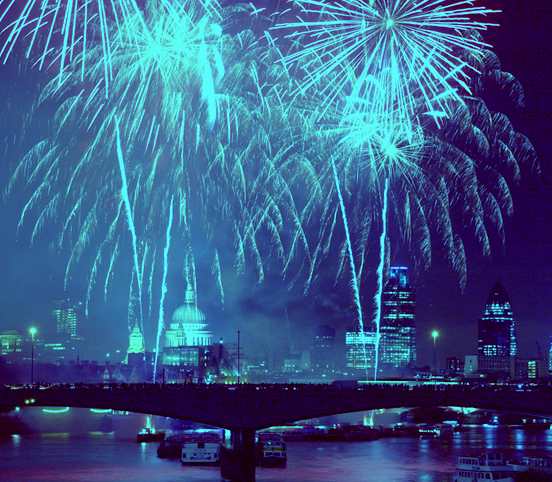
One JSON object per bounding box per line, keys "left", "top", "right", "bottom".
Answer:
{"left": 180, "top": 433, "right": 221, "bottom": 466}
{"left": 418, "top": 424, "right": 440, "bottom": 438}
{"left": 453, "top": 453, "right": 527, "bottom": 482}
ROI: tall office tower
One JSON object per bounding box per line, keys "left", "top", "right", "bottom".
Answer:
{"left": 312, "top": 324, "right": 337, "bottom": 371}
{"left": 52, "top": 299, "right": 80, "bottom": 339}
{"left": 478, "top": 282, "right": 516, "bottom": 374}
{"left": 379, "top": 266, "right": 416, "bottom": 374}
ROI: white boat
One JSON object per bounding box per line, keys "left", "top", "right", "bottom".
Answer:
{"left": 418, "top": 424, "right": 440, "bottom": 437}
{"left": 453, "top": 453, "right": 527, "bottom": 482}
{"left": 180, "top": 434, "right": 221, "bottom": 466}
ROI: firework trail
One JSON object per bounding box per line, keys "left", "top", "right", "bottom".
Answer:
{"left": 330, "top": 154, "right": 366, "bottom": 373}
{"left": 116, "top": 119, "right": 144, "bottom": 326}
{"left": 373, "top": 177, "right": 389, "bottom": 379}
{"left": 212, "top": 250, "right": 225, "bottom": 305}
{"left": 154, "top": 195, "right": 174, "bottom": 382}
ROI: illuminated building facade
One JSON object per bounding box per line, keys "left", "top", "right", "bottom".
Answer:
{"left": 44, "top": 299, "right": 84, "bottom": 362}
{"left": 162, "top": 281, "right": 213, "bottom": 367}
{"left": 42, "top": 342, "right": 72, "bottom": 362}
{"left": 52, "top": 299, "right": 80, "bottom": 339}
{"left": 126, "top": 284, "right": 145, "bottom": 357}
{"left": 478, "top": 282, "right": 517, "bottom": 374}
{"left": 512, "top": 358, "right": 546, "bottom": 380}
{"left": 0, "top": 330, "right": 23, "bottom": 357}
{"left": 379, "top": 267, "right": 416, "bottom": 374}
{"left": 345, "top": 331, "right": 377, "bottom": 370}
{"left": 127, "top": 324, "right": 146, "bottom": 355}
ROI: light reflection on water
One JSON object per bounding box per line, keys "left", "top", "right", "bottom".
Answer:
{"left": 1, "top": 426, "right": 552, "bottom": 482}
{"left": 1, "top": 409, "right": 552, "bottom": 481}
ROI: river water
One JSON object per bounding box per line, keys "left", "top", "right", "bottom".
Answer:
{"left": 1, "top": 410, "right": 552, "bottom": 481}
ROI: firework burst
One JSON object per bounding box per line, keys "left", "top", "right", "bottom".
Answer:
{"left": 275, "top": 0, "right": 498, "bottom": 123}
{"left": 0, "top": 0, "right": 221, "bottom": 94}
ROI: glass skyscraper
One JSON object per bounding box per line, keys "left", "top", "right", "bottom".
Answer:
{"left": 478, "top": 282, "right": 517, "bottom": 373}
{"left": 379, "top": 266, "right": 416, "bottom": 374}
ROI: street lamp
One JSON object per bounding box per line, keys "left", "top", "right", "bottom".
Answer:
{"left": 29, "top": 326, "right": 37, "bottom": 385}
{"left": 431, "top": 329, "right": 440, "bottom": 374}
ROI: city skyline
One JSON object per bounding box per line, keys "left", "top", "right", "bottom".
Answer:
{"left": 0, "top": 268, "right": 542, "bottom": 377}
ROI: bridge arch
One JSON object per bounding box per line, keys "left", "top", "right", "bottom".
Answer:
{"left": 2, "top": 384, "right": 552, "bottom": 430}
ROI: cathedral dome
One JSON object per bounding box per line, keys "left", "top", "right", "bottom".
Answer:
{"left": 171, "top": 284, "right": 206, "bottom": 325}
{"left": 163, "top": 281, "right": 213, "bottom": 351}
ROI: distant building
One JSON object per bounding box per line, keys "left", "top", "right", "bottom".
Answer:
{"left": 446, "top": 357, "right": 464, "bottom": 376}
{"left": 126, "top": 281, "right": 145, "bottom": 357}
{"left": 0, "top": 330, "right": 23, "bottom": 357}
{"left": 52, "top": 299, "right": 81, "bottom": 340}
{"left": 464, "top": 355, "right": 479, "bottom": 377}
{"left": 41, "top": 298, "right": 85, "bottom": 363}
{"left": 41, "top": 342, "right": 74, "bottom": 363}
{"left": 127, "top": 324, "right": 146, "bottom": 356}
{"left": 345, "top": 331, "right": 377, "bottom": 371}
{"left": 477, "top": 282, "right": 516, "bottom": 375}
{"left": 312, "top": 324, "right": 337, "bottom": 371}
{"left": 126, "top": 323, "right": 148, "bottom": 379}
{"left": 512, "top": 358, "right": 547, "bottom": 380}
{"left": 379, "top": 266, "right": 416, "bottom": 374}
{"left": 162, "top": 280, "right": 213, "bottom": 370}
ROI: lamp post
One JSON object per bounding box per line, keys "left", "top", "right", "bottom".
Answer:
{"left": 29, "top": 326, "right": 37, "bottom": 385}
{"left": 431, "top": 329, "right": 439, "bottom": 374}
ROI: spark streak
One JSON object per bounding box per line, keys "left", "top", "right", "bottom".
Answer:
{"left": 330, "top": 155, "right": 367, "bottom": 373}
{"left": 115, "top": 119, "right": 143, "bottom": 329}
{"left": 153, "top": 195, "right": 174, "bottom": 382}
{"left": 373, "top": 177, "right": 389, "bottom": 380}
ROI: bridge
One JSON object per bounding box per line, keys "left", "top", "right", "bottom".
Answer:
{"left": 2, "top": 382, "right": 552, "bottom": 480}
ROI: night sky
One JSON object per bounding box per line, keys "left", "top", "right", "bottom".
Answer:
{"left": 0, "top": 0, "right": 551, "bottom": 367}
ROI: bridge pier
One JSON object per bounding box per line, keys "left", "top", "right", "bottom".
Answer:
{"left": 220, "top": 428, "right": 256, "bottom": 481}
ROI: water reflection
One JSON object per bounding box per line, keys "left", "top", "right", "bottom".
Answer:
{"left": 3, "top": 427, "right": 551, "bottom": 482}
{"left": 2, "top": 408, "right": 552, "bottom": 482}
